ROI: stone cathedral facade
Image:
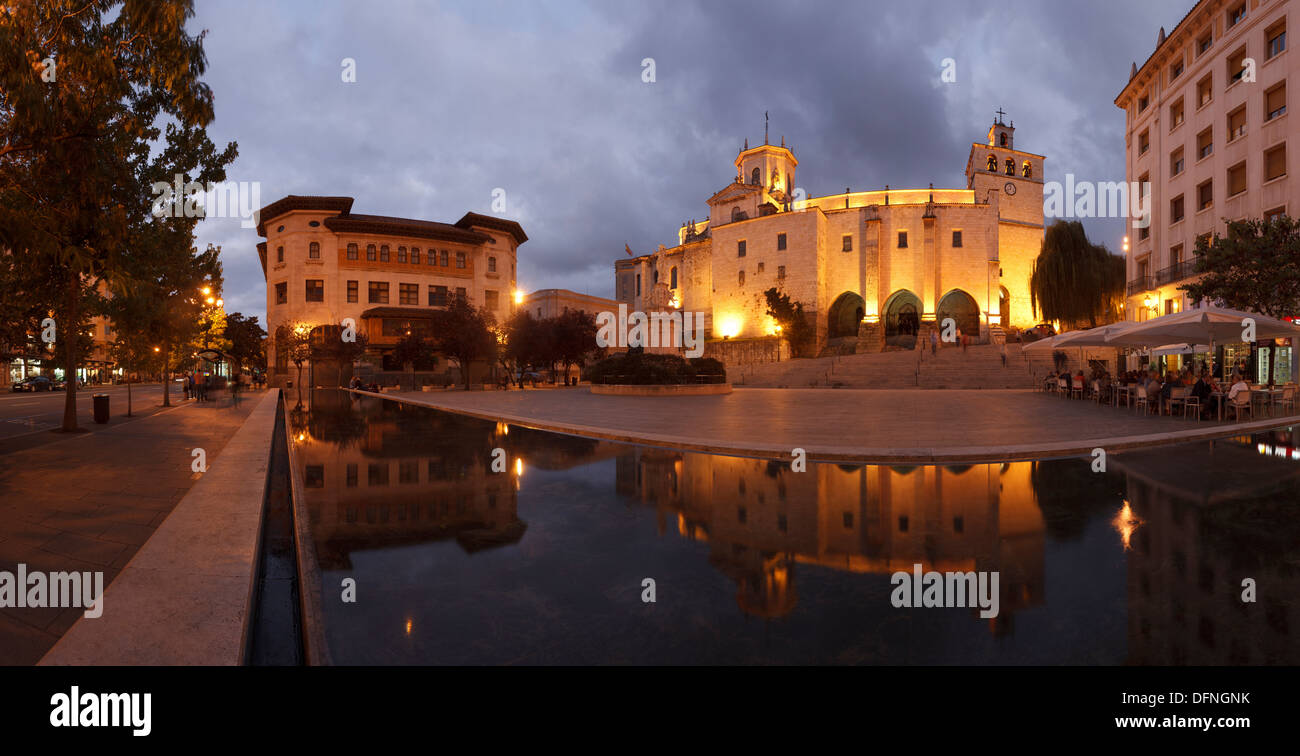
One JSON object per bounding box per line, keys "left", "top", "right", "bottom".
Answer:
{"left": 614, "top": 116, "right": 1046, "bottom": 359}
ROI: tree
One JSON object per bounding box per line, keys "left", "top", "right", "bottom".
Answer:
{"left": 223, "top": 311, "right": 267, "bottom": 378}
{"left": 278, "top": 321, "right": 313, "bottom": 390}
{"left": 310, "top": 326, "right": 367, "bottom": 386}
{"left": 429, "top": 295, "right": 496, "bottom": 390}
{"left": 0, "top": 0, "right": 236, "bottom": 429}
{"left": 763, "top": 287, "right": 815, "bottom": 357}
{"left": 551, "top": 309, "right": 598, "bottom": 383}
{"left": 1181, "top": 216, "right": 1300, "bottom": 383}
{"left": 1029, "top": 220, "right": 1125, "bottom": 329}
{"left": 391, "top": 331, "right": 430, "bottom": 390}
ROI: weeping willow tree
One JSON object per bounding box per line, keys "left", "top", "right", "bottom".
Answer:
{"left": 1029, "top": 220, "right": 1126, "bottom": 329}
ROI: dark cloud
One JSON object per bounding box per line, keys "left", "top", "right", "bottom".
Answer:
{"left": 191, "top": 0, "right": 1192, "bottom": 325}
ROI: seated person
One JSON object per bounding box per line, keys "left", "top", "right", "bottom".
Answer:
{"left": 1227, "top": 373, "right": 1250, "bottom": 403}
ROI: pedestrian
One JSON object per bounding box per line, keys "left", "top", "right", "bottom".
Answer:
{"left": 961, "top": 333, "right": 968, "bottom": 353}
{"left": 195, "top": 371, "right": 206, "bottom": 402}
{"left": 929, "top": 331, "right": 937, "bottom": 355}
{"left": 183, "top": 372, "right": 191, "bottom": 400}
{"left": 1000, "top": 340, "right": 1007, "bottom": 368}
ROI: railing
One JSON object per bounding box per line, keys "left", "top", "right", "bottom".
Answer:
{"left": 1154, "top": 259, "right": 1200, "bottom": 285}
{"left": 1126, "top": 276, "right": 1153, "bottom": 296}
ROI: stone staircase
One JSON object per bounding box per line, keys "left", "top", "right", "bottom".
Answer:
{"left": 732, "top": 342, "right": 1069, "bottom": 389}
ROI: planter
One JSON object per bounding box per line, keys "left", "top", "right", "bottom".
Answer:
{"left": 590, "top": 383, "right": 732, "bottom": 396}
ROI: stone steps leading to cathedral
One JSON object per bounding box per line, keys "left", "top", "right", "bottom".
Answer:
{"left": 732, "top": 343, "right": 1044, "bottom": 389}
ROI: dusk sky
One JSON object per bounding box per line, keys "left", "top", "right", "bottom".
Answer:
{"left": 190, "top": 0, "right": 1194, "bottom": 327}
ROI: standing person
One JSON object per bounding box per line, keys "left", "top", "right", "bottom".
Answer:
{"left": 929, "top": 330, "right": 938, "bottom": 355}
{"left": 999, "top": 340, "right": 1007, "bottom": 368}
{"left": 183, "top": 372, "right": 191, "bottom": 400}
{"left": 961, "top": 333, "right": 968, "bottom": 353}
{"left": 195, "top": 370, "right": 206, "bottom": 402}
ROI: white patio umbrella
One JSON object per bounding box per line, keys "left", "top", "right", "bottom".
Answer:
{"left": 1021, "top": 331, "right": 1074, "bottom": 352}
{"left": 1150, "top": 343, "right": 1210, "bottom": 356}
{"left": 1051, "top": 321, "right": 1143, "bottom": 347}
{"left": 1104, "top": 305, "right": 1300, "bottom": 346}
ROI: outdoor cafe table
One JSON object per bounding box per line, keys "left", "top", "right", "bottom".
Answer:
{"left": 1211, "top": 390, "right": 1227, "bottom": 421}
{"left": 1112, "top": 383, "right": 1133, "bottom": 408}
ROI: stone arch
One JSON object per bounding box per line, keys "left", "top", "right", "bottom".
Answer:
{"left": 751, "top": 167, "right": 760, "bottom": 185}
{"left": 937, "top": 289, "right": 981, "bottom": 337}
{"left": 998, "top": 285, "right": 1010, "bottom": 326}
{"left": 883, "top": 289, "right": 922, "bottom": 347}
{"left": 827, "top": 292, "right": 865, "bottom": 339}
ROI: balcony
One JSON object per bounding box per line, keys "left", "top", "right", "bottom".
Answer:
{"left": 1126, "top": 276, "right": 1152, "bottom": 296}
{"left": 1154, "top": 259, "right": 1200, "bottom": 286}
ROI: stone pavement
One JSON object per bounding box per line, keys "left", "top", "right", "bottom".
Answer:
{"left": 363, "top": 387, "right": 1300, "bottom": 463}
{"left": 0, "top": 389, "right": 264, "bottom": 664}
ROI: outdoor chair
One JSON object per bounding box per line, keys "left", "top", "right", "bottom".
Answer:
{"left": 1229, "top": 392, "right": 1253, "bottom": 422}
{"left": 1058, "top": 377, "right": 1069, "bottom": 396}
{"left": 1071, "top": 377, "right": 1084, "bottom": 399}
{"left": 1091, "top": 379, "right": 1103, "bottom": 404}
{"left": 1134, "top": 386, "right": 1148, "bottom": 413}
{"left": 1279, "top": 386, "right": 1296, "bottom": 414}
{"left": 1167, "top": 386, "right": 1187, "bottom": 417}
{"left": 1183, "top": 391, "right": 1201, "bottom": 421}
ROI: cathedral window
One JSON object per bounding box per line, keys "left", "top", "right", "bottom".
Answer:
{"left": 898, "top": 231, "right": 908, "bottom": 248}
{"left": 670, "top": 266, "right": 678, "bottom": 288}
{"left": 738, "top": 240, "right": 747, "bottom": 257}
{"left": 738, "top": 270, "right": 745, "bottom": 286}
{"left": 751, "top": 167, "right": 760, "bottom": 185}
{"left": 1000, "top": 132, "right": 1007, "bottom": 147}
{"left": 777, "top": 232, "right": 787, "bottom": 250}
{"left": 1004, "top": 158, "right": 1014, "bottom": 175}
{"left": 653, "top": 269, "right": 659, "bottom": 285}
{"left": 986, "top": 154, "right": 997, "bottom": 171}
{"left": 842, "top": 235, "right": 853, "bottom": 252}
{"left": 1022, "top": 161, "right": 1032, "bottom": 178}
{"left": 952, "top": 230, "right": 963, "bottom": 247}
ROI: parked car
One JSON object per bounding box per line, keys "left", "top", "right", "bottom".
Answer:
{"left": 11, "top": 375, "right": 58, "bottom": 392}
{"left": 1023, "top": 323, "right": 1057, "bottom": 342}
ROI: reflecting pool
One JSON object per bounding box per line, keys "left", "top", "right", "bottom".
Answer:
{"left": 288, "top": 390, "right": 1300, "bottom": 665}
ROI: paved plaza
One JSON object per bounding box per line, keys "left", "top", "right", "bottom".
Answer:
{"left": 0, "top": 389, "right": 263, "bottom": 664}
{"left": 365, "top": 387, "right": 1300, "bottom": 463}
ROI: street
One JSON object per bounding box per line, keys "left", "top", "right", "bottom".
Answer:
{"left": 0, "top": 383, "right": 178, "bottom": 442}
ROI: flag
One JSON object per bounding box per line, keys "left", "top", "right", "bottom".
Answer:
{"left": 625, "top": 243, "right": 633, "bottom": 256}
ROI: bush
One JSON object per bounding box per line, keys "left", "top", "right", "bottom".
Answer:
{"left": 583, "top": 350, "right": 727, "bottom": 385}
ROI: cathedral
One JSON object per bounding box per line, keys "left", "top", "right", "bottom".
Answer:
{"left": 614, "top": 115, "right": 1045, "bottom": 358}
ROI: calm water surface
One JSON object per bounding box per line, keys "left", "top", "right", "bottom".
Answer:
{"left": 289, "top": 390, "right": 1299, "bottom": 665}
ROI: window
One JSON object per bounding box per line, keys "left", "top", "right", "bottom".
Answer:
{"left": 274, "top": 282, "right": 286, "bottom": 305}
{"left": 1138, "top": 94, "right": 1149, "bottom": 112}
{"left": 347, "top": 280, "right": 358, "bottom": 303}
{"left": 276, "top": 246, "right": 284, "bottom": 263}
{"left": 842, "top": 234, "right": 852, "bottom": 251}
{"left": 986, "top": 154, "right": 996, "bottom": 171}
{"left": 1197, "top": 127, "right": 1214, "bottom": 160}
{"left": 1170, "top": 243, "right": 1184, "bottom": 267}
{"left": 738, "top": 240, "right": 746, "bottom": 257}
{"left": 1198, "top": 33, "right": 1212, "bottom": 56}
{"left": 1228, "top": 106, "right": 1247, "bottom": 141}
{"left": 1021, "top": 161, "right": 1032, "bottom": 178}
{"left": 1171, "top": 146, "right": 1185, "bottom": 176}
{"left": 757, "top": 262, "right": 765, "bottom": 273}
{"left": 1227, "top": 3, "right": 1245, "bottom": 29}
{"left": 952, "top": 230, "right": 962, "bottom": 247}
{"left": 1265, "top": 142, "right": 1287, "bottom": 181}
{"left": 488, "top": 256, "right": 496, "bottom": 272}
{"left": 750, "top": 167, "right": 760, "bottom": 185}
{"left": 380, "top": 245, "right": 389, "bottom": 262}
{"left": 411, "top": 247, "right": 420, "bottom": 265}
{"left": 1228, "top": 47, "right": 1248, "bottom": 84}
{"left": 1171, "top": 58, "right": 1184, "bottom": 80}
{"left": 346, "top": 243, "right": 358, "bottom": 260}
{"left": 1171, "top": 194, "right": 1185, "bottom": 223}
{"left": 308, "top": 242, "right": 320, "bottom": 259}
{"left": 346, "top": 464, "right": 357, "bottom": 488}
{"left": 368, "top": 281, "right": 389, "bottom": 304}
{"left": 653, "top": 269, "right": 659, "bottom": 285}
{"left": 777, "top": 265, "right": 786, "bottom": 280}
{"left": 738, "top": 270, "right": 745, "bottom": 286}
{"left": 1004, "top": 157, "right": 1014, "bottom": 175}
{"left": 428, "top": 285, "right": 448, "bottom": 306}
{"left": 635, "top": 273, "right": 641, "bottom": 296}
{"left": 1139, "top": 225, "right": 1150, "bottom": 241}
{"left": 670, "top": 266, "right": 678, "bottom": 288}
{"left": 1197, "top": 73, "right": 1213, "bottom": 107}
{"left": 366, "top": 244, "right": 376, "bottom": 261}
{"left": 456, "top": 251, "right": 466, "bottom": 268}
{"left": 1265, "top": 205, "right": 1287, "bottom": 221}
{"left": 777, "top": 232, "right": 787, "bottom": 250}
{"left": 1138, "top": 129, "right": 1150, "bottom": 154}
{"left": 455, "top": 287, "right": 467, "bottom": 300}
{"left": 1227, "top": 161, "right": 1247, "bottom": 196}
{"left": 397, "top": 246, "right": 407, "bottom": 263}
{"left": 305, "top": 279, "right": 324, "bottom": 302}
{"left": 1266, "top": 82, "right": 1287, "bottom": 120}
{"left": 484, "top": 290, "right": 499, "bottom": 310}
{"left": 1198, "top": 179, "right": 1214, "bottom": 210}
{"left": 440, "top": 250, "right": 449, "bottom": 267}
{"left": 399, "top": 283, "right": 418, "bottom": 305}
{"left": 1267, "top": 21, "right": 1287, "bottom": 59}
{"left": 368, "top": 464, "right": 388, "bottom": 486}
{"left": 898, "top": 231, "right": 908, "bottom": 248}
{"left": 1169, "top": 98, "right": 1185, "bottom": 129}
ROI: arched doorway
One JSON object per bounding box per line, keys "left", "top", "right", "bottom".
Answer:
{"left": 883, "top": 290, "right": 922, "bottom": 347}
{"left": 998, "top": 286, "right": 1010, "bottom": 327}
{"left": 937, "top": 289, "right": 981, "bottom": 337}
{"left": 828, "top": 292, "right": 865, "bottom": 339}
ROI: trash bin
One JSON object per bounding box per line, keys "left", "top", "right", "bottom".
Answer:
{"left": 92, "top": 394, "right": 110, "bottom": 424}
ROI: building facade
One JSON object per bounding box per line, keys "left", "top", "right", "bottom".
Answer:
{"left": 256, "top": 196, "right": 526, "bottom": 382}
{"left": 1118, "top": 0, "right": 1294, "bottom": 319}
{"left": 522, "top": 288, "right": 620, "bottom": 321}
{"left": 614, "top": 119, "right": 1045, "bottom": 358}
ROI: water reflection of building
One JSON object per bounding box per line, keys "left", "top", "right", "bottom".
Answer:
{"left": 1115, "top": 431, "right": 1300, "bottom": 665}
{"left": 617, "top": 450, "right": 1046, "bottom": 628}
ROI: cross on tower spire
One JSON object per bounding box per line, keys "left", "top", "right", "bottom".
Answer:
{"left": 764, "top": 111, "right": 769, "bottom": 145}
{"left": 995, "top": 107, "right": 1007, "bottom": 125}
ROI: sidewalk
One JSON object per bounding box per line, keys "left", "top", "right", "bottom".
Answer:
{"left": 0, "top": 389, "right": 264, "bottom": 664}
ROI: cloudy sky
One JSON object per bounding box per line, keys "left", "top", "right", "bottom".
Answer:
{"left": 190, "top": 0, "right": 1193, "bottom": 326}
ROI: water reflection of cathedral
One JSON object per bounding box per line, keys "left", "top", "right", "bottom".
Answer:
{"left": 616, "top": 450, "right": 1046, "bottom": 629}
{"left": 1115, "top": 431, "right": 1300, "bottom": 665}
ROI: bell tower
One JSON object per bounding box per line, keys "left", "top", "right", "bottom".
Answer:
{"left": 989, "top": 108, "right": 1014, "bottom": 149}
